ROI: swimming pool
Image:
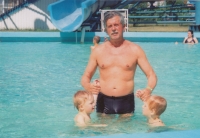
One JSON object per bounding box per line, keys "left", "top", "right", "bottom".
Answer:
{"left": 0, "top": 42, "right": 200, "bottom": 137}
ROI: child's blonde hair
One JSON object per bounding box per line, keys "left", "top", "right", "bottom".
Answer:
{"left": 73, "top": 90, "right": 92, "bottom": 110}
{"left": 148, "top": 95, "right": 167, "bottom": 116}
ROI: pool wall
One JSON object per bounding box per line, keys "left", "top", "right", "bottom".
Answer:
{"left": 1, "top": 32, "right": 200, "bottom": 42}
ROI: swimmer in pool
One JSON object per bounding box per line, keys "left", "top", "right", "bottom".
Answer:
{"left": 183, "top": 30, "right": 198, "bottom": 44}
{"left": 91, "top": 36, "right": 100, "bottom": 50}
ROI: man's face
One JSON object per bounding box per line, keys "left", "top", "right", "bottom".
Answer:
{"left": 105, "top": 16, "right": 124, "bottom": 40}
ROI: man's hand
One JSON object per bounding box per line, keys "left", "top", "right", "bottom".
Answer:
{"left": 86, "top": 79, "right": 100, "bottom": 94}
{"left": 136, "top": 88, "right": 151, "bottom": 101}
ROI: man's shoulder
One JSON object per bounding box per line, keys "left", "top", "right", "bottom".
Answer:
{"left": 93, "top": 43, "right": 105, "bottom": 51}
{"left": 125, "top": 40, "right": 142, "bottom": 50}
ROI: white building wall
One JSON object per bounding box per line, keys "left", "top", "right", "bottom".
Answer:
{"left": 0, "top": 0, "right": 58, "bottom": 30}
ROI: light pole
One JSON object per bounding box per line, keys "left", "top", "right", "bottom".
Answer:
{"left": 2, "top": 0, "right": 4, "bottom": 13}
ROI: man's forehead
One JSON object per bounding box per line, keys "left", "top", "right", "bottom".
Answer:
{"left": 106, "top": 16, "right": 121, "bottom": 24}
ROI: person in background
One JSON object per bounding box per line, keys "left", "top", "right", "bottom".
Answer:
{"left": 183, "top": 30, "right": 198, "bottom": 44}
{"left": 91, "top": 36, "right": 100, "bottom": 50}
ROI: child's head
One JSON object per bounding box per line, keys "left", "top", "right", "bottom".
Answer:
{"left": 73, "top": 90, "right": 95, "bottom": 113}
{"left": 143, "top": 95, "right": 167, "bottom": 117}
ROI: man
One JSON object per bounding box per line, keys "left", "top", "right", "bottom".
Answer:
{"left": 81, "top": 11, "right": 157, "bottom": 115}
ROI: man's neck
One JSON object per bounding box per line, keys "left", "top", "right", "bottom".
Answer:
{"left": 110, "top": 38, "right": 125, "bottom": 47}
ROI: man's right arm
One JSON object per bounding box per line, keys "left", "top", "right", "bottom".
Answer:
{"left": 81, "top": 51, "right": 100, "bottom": 94}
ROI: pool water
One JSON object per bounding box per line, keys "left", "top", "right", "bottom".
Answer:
{"left": 0, "top": 42, "right": 200, "bottom": 137}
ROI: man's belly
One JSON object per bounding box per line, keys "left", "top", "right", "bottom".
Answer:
{"left": 100, "top": 80, "right": 134, "bottom": 97}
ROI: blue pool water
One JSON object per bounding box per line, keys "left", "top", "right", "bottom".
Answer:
{"left": 0, "top": 42, "right": 200, "bottom": 137}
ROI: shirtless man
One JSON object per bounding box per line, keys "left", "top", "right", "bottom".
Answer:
{"left": 81, "top": 11, "right": 157, "bottom": 115}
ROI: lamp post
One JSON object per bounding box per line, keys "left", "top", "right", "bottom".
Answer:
{"left": 2, "top": 0, "right": 4, "bottom": 13}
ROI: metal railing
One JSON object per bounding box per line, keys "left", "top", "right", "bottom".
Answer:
{"left": 0, "top": 0, "right": 37, "bottom": 17}
{"left": 1, "top": 0, "right": 27, "bottom": 14}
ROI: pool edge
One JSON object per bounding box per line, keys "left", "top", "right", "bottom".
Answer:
{"left": 1, "top": 32, "right": 200, "bottom": 42}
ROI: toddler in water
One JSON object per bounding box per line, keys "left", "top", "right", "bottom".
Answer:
{"left": 136, "top": 90, "right": 167, "bottom": 127}
{"left": 73, "top": 90, "right": 106, "bottom": 127}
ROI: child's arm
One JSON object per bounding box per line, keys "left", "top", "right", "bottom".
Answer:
{"left": 93, "top": 79, "right": 100, "bottom": 86}
{"left": 136, "top": 89, "right": 151, "bottom": 101}
{"left": 88, "top": 124, "right": 107, "bottom": 127}
{"left": 136, "top": 89, "right": 145, "bottom": 101}
{"left": 75, "top": 115, "right": 107, "bottom": 127}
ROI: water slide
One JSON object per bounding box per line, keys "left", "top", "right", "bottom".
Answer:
{"left": 48, "top": 0, "right": 133, "bottom": 32}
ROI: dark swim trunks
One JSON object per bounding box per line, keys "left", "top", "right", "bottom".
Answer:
{"left": 96, "top": 92, "right": 135, "bottom": 114}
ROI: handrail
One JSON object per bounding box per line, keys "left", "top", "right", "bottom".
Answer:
{"left": 131, "top": 10, "right": 195, "bottom": 14}
{"left": 129, "top": 21, "right": 195, "bottom": 25}
{"left": 0, "top": 0, "right": 38, "bottom": 18}
{"left": 129, "top": 16, "right": 195, "bottom": 19}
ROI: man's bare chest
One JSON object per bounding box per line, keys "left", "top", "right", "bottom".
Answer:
{"left": 97, "top": 52, "right": 137, "bottom": 69}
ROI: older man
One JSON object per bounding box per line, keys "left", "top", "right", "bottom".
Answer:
{"left": 81, "top": 11, "right": 157, "bottom": 114}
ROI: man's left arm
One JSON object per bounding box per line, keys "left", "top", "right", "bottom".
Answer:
{"left": 136, "top": 46, "right": 157, "bottom": 101}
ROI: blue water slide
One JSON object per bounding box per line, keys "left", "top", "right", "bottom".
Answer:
{"left": 48, "top": 0, "right": 123, "bottom": 32}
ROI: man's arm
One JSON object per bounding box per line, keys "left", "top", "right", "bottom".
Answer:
{"left": 81, "top": 50, "right": 100, "bottom": 94}
{"left": 136, "top": 46, "right": 157, "bottom": 101}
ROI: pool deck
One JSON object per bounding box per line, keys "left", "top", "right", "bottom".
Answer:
{"left": 90, "top": 129, "right": 200, "bottom": 138}
{"left": 0, "top": 32, "right": 200, "bottom": 42}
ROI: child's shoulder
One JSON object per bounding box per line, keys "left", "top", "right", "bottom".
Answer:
{"left": 74, "top": 113, "right": 86, "bottom": 127}
{"left": 74, "top": 113, "right": 84, "bottom": 121}
{"left": 149, "top": 120, "right": 165, "bottom": 127}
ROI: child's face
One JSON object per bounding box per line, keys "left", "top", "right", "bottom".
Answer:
{"left": 82, "top": 95, "right": 95, "bottom": 114}
{"left": 142, "top": 101, "right": 152, "bottom": 117}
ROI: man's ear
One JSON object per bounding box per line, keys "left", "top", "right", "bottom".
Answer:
{"left": 123, "top": 25, "right": 126, "bottom": 32}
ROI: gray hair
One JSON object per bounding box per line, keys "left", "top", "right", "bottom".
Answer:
{"left": 103, "top": 11, "right": 125, "bottom": 28}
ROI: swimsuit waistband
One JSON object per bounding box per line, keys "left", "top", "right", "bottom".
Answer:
{"left": 99, "top": 92, "right": 134, "bottom": 99}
